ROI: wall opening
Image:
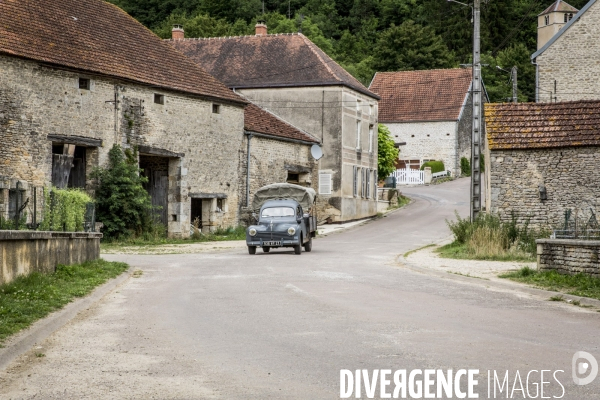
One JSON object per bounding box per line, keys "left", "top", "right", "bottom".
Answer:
{"left": 140, "top": 155, "right": 169, "bottom": 227}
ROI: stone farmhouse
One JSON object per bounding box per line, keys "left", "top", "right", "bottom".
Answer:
{"left": 484, "top": 100, "right": 600, "bottom": 228}
{"left": 168, "top": 24, "right": 380, "bottom": 222}
{"left": 369, "top": 69, "right": 473, "bottom": 177}
{"left": 0, "top": 0, "right": 251, "bottom": 237}
{"left": 531, "top": 0, "right": 600, "bottom": 103}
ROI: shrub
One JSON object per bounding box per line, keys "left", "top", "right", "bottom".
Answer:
{"left": 40, "top": 188, "right": 92, "bottom": 232}
{"left": 420, "top": 160, "right": 445, "bottom": 173}
{"left": 460, "top": 157, "right": 471, "bottom": 176}
{"left": 91, "top": 145, "right": 158, "bottom": 239}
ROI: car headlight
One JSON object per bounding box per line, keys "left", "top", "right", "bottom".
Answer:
{"left": 249, "top": 228, "right": 257, "bottom": 236}
{"left": 287, "top": 227, "right": 296, "bottom": 236}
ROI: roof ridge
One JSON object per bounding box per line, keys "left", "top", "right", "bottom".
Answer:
{"left": 165, "top": 32, "right": 302, "bottom": 42}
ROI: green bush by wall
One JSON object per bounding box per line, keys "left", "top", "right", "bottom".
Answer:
{"left": 420, "top": 160, "right": 445, "bottom": 173}
{"left": 40, "top": 188, "right": 92, "bottom": 232}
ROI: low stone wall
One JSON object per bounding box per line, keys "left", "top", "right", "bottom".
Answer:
{"left": 0, "top": 231, "right": 102, "bottom": 285}
{"left": 537, "top": 239, "right": 600, "bottom": 277}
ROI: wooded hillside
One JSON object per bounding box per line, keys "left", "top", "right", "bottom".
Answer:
{"left": 107, "top": 0, "right": 590, "bottom": 102}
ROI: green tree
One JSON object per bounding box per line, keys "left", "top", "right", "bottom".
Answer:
{"left": 378, "top": 124, "right": 398, "bottom": 179}
{"left": 92, "top": 145, "right": 157, "bottom": 239}
{"left": 481, "top": 43, "right": 536, "bottom": 102}
{"left": 153, "top": 13, "right": 235, "bottom": 39}
{"left": 371, "top": 20, "right": 456, "bottom": 72}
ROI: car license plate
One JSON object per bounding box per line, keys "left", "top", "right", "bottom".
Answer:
{"left": 263, "top": 241, "right": 281, "bottom": 246}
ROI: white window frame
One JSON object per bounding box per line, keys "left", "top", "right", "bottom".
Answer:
{"left": 368, "top": 125, "right": 374, "bottom": 153}
{"left": 319, "top": 173, "right": 332, "bottom": 195}
{"left": 366, "top": 170, "right": 371, "bottom": 199}
{"left": 353, "top": 166, "right": 358, "bottom": 197}
{"left": 356, "top": 98, "right": 361, "bottom": 112}
{"left": 356, "top": 120, "right": 361, "bottom": 150}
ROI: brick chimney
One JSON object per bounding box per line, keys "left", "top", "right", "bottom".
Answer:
{"left": 172, "top": 25, "right": 184, "bottom": 40}
{"left": 255, "top": 20, "right": 267, "bottom": 36}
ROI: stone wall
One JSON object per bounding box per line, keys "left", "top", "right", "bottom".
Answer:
{"left": 486, "top": 146, "right": 600, "bottom": 228}
{"left": 238, "top": 86, "right": 378, "bottom": 222}
{"left": 0, "top": 231, "right": 101, "bottom": 285}
{"left": 238, "top": 134, "right": 318, "bottom": 225}
{"left": 537, "top": 239, "right": 600, "bottom": 277}
{"left": 0, "top": 54, "right": 245, "bottom": 237}
{"left": 536, "top": 0, "right": 600, "bottom": 102}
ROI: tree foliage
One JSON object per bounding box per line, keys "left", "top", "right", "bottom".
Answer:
{"left": 91, "top": 145, "right": 158, "bottom": 239}
{"left": 377, "top": 124, "right": 398, "bottom": 179}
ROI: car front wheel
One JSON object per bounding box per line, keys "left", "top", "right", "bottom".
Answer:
{"left": 294, "top": 235, "right": 302, "bottom": 255}
{"left": 248, "top": 246, "right": 256, "bottom": 255}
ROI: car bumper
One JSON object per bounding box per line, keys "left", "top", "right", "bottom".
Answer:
{"left": 246, "top": 238, "right": 300, "bottom": 247}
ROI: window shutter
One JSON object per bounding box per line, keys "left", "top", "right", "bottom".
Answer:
{"left": 353, "top": 166, "right": 358, "bottom": 197}
{"left": 319, "top": 173, "right": 332, "bottom": 195}
{"left": 366, "top": 170, "right": 370, "bottom": 198}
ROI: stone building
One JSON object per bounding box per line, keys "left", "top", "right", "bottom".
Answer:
{"left": 484, "top": 100, "right": 600, "bottom": 228}
{"left": 531, "top": 0, "right": 600, "bottom": 103}
{"left": 240, "top": 103, "right": 320, "bottom": 222}
{"left": 0, "top": 0, "right": 248, "bottom": 237}
{"left": 369, "top": 69, "right": 473, "bottom": 177}
{"left": 168, "top": 24, "right": 380, "bottom": 222}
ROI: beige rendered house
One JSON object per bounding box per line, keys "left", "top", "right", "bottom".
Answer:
{"left": 168, "top": 23, "right": 380, "bottom": 222}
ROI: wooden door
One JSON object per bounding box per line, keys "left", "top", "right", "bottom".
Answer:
{"left": 150, "top": 170, "right": 168, "bottom": 226}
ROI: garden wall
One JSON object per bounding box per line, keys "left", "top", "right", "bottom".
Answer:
{"left": 537, "top": 239, "right": 600, "bottom": 278}
{"left": 0, "top": 231, "right": 101, "bottom": 285}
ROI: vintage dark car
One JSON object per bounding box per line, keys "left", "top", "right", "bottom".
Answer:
{"left": 246, "top": 184, "right": 317, "bottom": 255}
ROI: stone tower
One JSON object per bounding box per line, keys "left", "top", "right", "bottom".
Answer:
{"left": 538, "top": 0, "right": 579, "bottom": 50}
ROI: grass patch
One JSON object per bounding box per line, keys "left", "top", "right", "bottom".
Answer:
{"left": 500, "top": 267, "right": 600, "bottom": 301}
{"left": 101, "top": 225, "right": 246, "bottom": 249}
{"left": 436, "top": 242, "right": 535, "bottom": 262}
{"left": 0, "top": 259, "right": 128, "bottom": 343}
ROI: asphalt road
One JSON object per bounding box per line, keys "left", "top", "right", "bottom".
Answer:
{"left": 1, "top": 177, "right": 599, "bottom": 399}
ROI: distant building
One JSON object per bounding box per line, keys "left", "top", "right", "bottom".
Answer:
{"left": 369, "top": 69, "right": 473, "bottom": 177}
{"left": 0, "top": 0, "right": 247, "bottom": 236}
{"left": 168, "top": 23, "right": 380, "bottom": 222}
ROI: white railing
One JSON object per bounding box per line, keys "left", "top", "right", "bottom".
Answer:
{"left": 391, "top": 168, "right": 425, "bottom": 185}
{"left": 432, "top": 170, "right": 451, "bottom": 179}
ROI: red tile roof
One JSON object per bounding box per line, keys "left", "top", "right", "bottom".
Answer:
{"left": 369, "top": 69, "right": 472, "bottom": 122}
{"left": 0, "top": 0, "right": 244, "bottom": 104}
{"left": 168, "top": 34, "right": 378, "bottom": 99}
{"left": 485, "top": 100, "right": 600, "bottom": 150}
{"left": 244, "top": 103, "right": 319, "bottom": 143}
{"left": 539, "top": 0, "right": 578, "bottom": 15}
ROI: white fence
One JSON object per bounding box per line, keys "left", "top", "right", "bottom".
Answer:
{"left": 391, "top": 168, "right": 425, "bottom": 185}
{"left": 432, "top": 170, "right": 450, "bottom": 179}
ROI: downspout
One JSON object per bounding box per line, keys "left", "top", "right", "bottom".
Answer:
{"left": 245, "top": 132, "right": 252, "bottom": 207}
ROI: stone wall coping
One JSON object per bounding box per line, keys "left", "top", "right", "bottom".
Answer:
{"left": 0, "top": 231, "right": 103, "bottom": 240}
{"left": 536, "top": 238, "right": 600, "bottom": 247}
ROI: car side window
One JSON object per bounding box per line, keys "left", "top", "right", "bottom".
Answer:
{"left": 297, "top": 206, "right": 301, "bottom": 218}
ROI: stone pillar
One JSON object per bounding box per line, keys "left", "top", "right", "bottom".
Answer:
{"left": 424, "top": 167, "right": 432, "bottom": 184}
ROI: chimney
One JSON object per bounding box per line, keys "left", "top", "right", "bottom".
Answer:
{"left": 172, "top": 25, "right": 184, "bottom": 40}
{"left": 255, "top": 20, "right": 267, "bottom": 36}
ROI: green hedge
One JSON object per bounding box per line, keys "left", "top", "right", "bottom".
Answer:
{"left": 420, "top": 160, "right": 445, "bottom": 173}
{"left": 40, "top": 188, "right": 92, "bottom": 232}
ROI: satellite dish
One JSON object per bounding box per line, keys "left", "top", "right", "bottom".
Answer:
{"left": 311, "top": 145, "right": 323, "bottom": 160}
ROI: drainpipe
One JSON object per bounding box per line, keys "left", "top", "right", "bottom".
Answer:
{"left": 245, "top": 132, "right": 252, "bottom": 207}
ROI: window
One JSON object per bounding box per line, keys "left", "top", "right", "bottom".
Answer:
{"left": 78, "top": 78, "right": 90, "bottom": 90}
{"left": 216, "top": 198, "right": 225, "bottom": 212}
{"left": 356, "top": 120, "right": 361, "bottom": 150}
{"left": 319, "top": 173, "right": 332, "bottom": 195}
{"left": 287, "top": 172, "right": 300, "bottom": 183}
{"left": 366, "top": 170, "right": 371, "bottom": 198}
{"left": 545, "top": 15, "right": 549, "bottom": 25}
{"left": 353, "top": 166, "right": 358, "bottom": 197}
{"left": 564, "top": 13, "right": 568, "bottom": 22}
{"left": 569, "top": 13, "right": 573, "bottom": 20}
{"left": 368, "top": 125, "right": 374, "bottom": 153}
{"left": 154, "top": 93, "right": 164, "bottom": 105}
{"left": 362, "top": 168, "right": 366, "bottom": 198}
{"left": 212, "top": 104, "right": 221, "bottom": 114}
{"left": 373, "top": 171, "right": 378, "bottom": 199}
{"left": 356, "top": 99, "right": 361, "bottom": 112}
{"left": 369, "top": 104, "right": 373, "bottom": 116}
{"left": 261, "top": 207, "right": 295, "bottom": 218}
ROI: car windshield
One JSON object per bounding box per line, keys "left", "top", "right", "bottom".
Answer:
{"left": 261, "top": 207, "right": 295, "bottom": 218}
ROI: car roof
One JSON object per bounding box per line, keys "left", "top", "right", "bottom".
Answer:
{"left": 261, "top": 199, "right": 300, "bottom": 209}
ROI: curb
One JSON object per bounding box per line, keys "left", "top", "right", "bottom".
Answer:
{"left": 0, "top": 267, "right": 133, "bottom": 371}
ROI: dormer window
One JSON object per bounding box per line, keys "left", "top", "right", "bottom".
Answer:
{"left": 545, "top": 15, "right": 549, "bottom": 25}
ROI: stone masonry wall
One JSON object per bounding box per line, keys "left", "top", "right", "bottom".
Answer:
{"left": 488, "top": 146, "right": 600, "bottom": 228}
{"left": 238, "top": 135, "right": 318, "bottom": 225}
{"left": 536, "top": 0, "right": 600, "bottom": 102}
{"left": 0, "top": 54, "right": 245, "bottom": 236}
{"left": 537, "top": 239, "right": 600, "bottom": 278}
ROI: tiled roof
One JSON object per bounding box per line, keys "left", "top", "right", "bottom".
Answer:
{"left": 0, "top": 0, "right": 244, "bottom": 104}
{"left": 245, "top": 103, "right": 319, "bottom": 143}
{"left": 369, "top": 69, "right": 472, "bottom": 122}
{"left": 168, "top": 34, "right": 379, "bottom": 99}
{"left": 485, "top": 101, "right": 600, "bottom": 150}
{"left": 539, "top": 0, "right": 578, "bottom": 15}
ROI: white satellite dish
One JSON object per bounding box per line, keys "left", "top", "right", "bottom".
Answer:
{"left": 311, "top": 145, "right": 323, "bottom": 160}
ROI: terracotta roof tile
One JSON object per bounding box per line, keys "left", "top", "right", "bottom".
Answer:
{"left": 369, "top": 69, "right": 472, "bottom": 122}
{"left": 485, "top": 100, "right": 600, "bottom": 150}
{"left": 168, "top": 34, "right": 379, "bottom": 99}
{"left": 539, "top": 0, "right": 578, "bottom": 16}
{"left": 244, "top": 103, "right": 319, "bottom": 143}
{"left": 0, "top": 0, "right": 244, "bottom": 104}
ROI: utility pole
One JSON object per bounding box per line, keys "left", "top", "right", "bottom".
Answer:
{"left": 511, "top": 66, "right": 518, "bottom": 103}
{"left": 470, "top": 0, "right": 482, "bottom": 222}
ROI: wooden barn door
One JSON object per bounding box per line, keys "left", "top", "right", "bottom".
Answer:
{"left": 150, "top": 170, "right": 168, "bottom": 225}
